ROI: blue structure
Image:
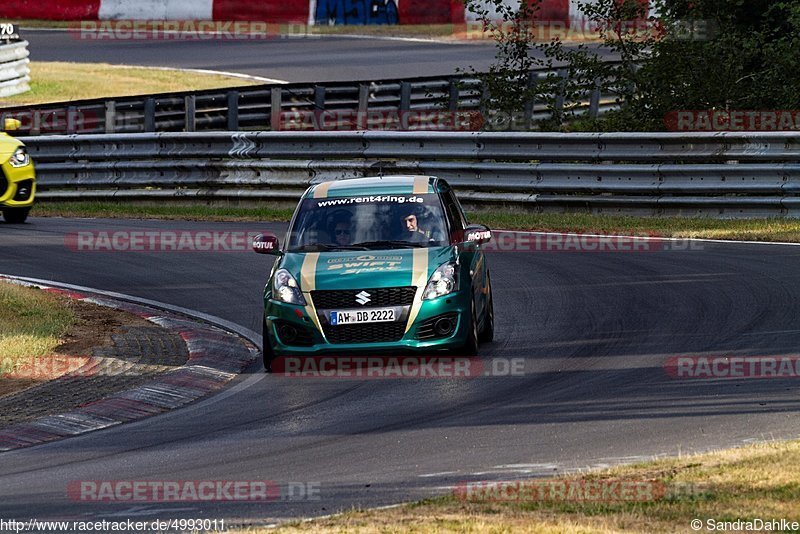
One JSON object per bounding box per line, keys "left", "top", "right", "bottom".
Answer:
{"left": 315, "top": 0, "right": 399, "bottom": 25}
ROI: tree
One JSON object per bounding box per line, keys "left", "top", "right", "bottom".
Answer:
{"left": 462, "top": 0, "right": 800, "bottom": 131}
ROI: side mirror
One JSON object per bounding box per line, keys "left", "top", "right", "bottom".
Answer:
{"left": 253, "top": 233, "right": 280, "bottom": 255}
{"left": 464, "top": 224, "right": 492, "bottom": 245}
{"left": 3, "top": 118, "right": 21, "bottom": 132}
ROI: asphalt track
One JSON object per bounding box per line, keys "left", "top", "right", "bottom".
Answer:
{"left": 23, "top": 28, "right": 500, "bottom": 82}
{"left": 21, "top": 29, "right": 616, "bottom": 83}
{"left": 2, "top": 216, "right": 800, "bottom": 524}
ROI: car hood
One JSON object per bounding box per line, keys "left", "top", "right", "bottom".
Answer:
{"left": 280, "top": 246, "right": 456, "bottom": 293}
{"left": 0, "top": 134, "right": 22, "bottom": 163}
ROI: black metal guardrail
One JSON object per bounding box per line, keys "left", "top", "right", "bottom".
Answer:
{"left": 1, "top": 64, "right": 622, "bottom": 135}
{"left": 23, "top": 131, "right": 800, "bottom": 218}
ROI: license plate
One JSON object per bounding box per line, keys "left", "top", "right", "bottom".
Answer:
{"left": 330, "top": 308, "right": 396, "bottom": 325}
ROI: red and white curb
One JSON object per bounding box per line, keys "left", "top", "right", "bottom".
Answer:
{"left": 0, "top": 276, "right": 258, "bottom": 452}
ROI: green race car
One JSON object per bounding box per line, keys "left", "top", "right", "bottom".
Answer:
{"left": 0, "top": 118, "right": 35, "bottom": 224}
{"left": 253, "top": 175, "right": 494, "bottom": 371}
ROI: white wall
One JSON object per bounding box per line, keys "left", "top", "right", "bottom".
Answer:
{"left": 99, "top": 0, "right": 214, "bottom": 20}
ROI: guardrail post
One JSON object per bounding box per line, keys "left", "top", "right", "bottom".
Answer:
{"left": 67, "top": 105, "right": 77, "bottom": 134}
{"left": 30, "top": 110, "right": 40, "bottom": 135}
{"left": 226, "top": 90, "right": 239, "bottom": 131}
{"left": 523, "top": 71, "right": 537, "bottom": 130}
{"left": 105, "top": 101, "right": 116, "bottom": 134}
{"left": 479, "top": 82, "right": 489, "bottom": 116}
{"left": 144, "top": 98, "right": 156, "bottom": 132}
{"left": 314, "top": 85, "right": 325, "bottom": 111}
{"left": 314, "top": 85, "right": 326, "bottom": 128}
{"left": 400, "top": 82, "right": 411, "bottom": 113}
{"left": 553, "top": 69, "right": 567, "bottom": 120}
{"left": 270, "top": 87, "right": 282, "bottom": 131}
{"left": 589, "top": 78, "right": 601, "bottom": 119}
{"left": 185, "top": 95, "right": 196, "bottom": 132}
{"left": 357, "top": 84, "right": 369, "bottom": 129}
{"left": 448, "top": 78, "right": 459, "bottom": 112}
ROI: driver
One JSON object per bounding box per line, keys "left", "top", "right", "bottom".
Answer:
{"left": 401, "top": 207, "right": 428, "bottom": 244}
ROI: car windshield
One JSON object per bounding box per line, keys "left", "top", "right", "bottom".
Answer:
{"left": 287, "top": 193, "right": 448, "bottom": 252}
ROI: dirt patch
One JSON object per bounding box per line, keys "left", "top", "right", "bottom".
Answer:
{"left": 0, "top": 298, "right": 147, "bottom": 398}
{"left": 0, "top": 297, "right": 189, "bottom": 427}
{"left": 56, "top": 298, "right": 153, "bottom": 355}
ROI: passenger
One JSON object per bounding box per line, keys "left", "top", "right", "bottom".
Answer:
{"left": 328, "top": 211, "right": 353, "bottom": 246}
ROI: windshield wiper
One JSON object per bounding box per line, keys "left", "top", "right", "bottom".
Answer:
{"left": 351, "top": 240, "right": 425, "bottom": 249}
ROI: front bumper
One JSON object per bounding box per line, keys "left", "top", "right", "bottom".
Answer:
{"left": 264, "top": 289, "right": 471, "bottom": 356}
{"left": 0, "top": 161, "right": 36, "bottom": 208}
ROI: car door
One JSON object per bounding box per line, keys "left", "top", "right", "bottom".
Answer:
{"left": 440, "top": 184, "right": 486, "bottom": 320}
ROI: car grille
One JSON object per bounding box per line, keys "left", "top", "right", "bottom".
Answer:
{"left": 311, "top": 286, "right": 417, "bottom": 309}
{"left": 0, "top": 171, "right": 7, "bottom": 198}
{"left": 312, "top": 287, "right": 417, "bottom": 344}
{"left": 322, "top": 321, "right": 407, "bottom": 344}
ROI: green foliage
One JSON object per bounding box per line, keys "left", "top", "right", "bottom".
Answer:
{"left": 462, "top": 0, "right": 800, "bottom": 131}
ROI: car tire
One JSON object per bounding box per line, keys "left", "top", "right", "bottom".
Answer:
{"left": 262, "top": 319, "right": 276, "bottom": 373}
{"left": 478, "top": 273, "right": 494, "bottom": 343}
{"left": 3, "top": 207, "right": 30, "bottom": 224}
{"left": 460, "top": 296, "right": 480, "bottom": 356}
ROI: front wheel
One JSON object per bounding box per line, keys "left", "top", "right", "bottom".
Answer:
{"left": 460, "top": 296, "right": 480, "bottom": 356}
{"left": 478, "top": 274, "right": 494, "bottom": 343}
{"left": 262, "top": 319, "right": 276, "bottom": 372}
{"left": 3, "top": 207, "right": 30, "bottom": 224}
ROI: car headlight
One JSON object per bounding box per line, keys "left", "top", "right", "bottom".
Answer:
{"left": 272, "top": 269, "right": 306, "bottom": 305}
{"left": 423, "top": 262, "right": 459, "bottom": 300}
{"left": 8, "top": 147, "right": 30, "bottom": 168}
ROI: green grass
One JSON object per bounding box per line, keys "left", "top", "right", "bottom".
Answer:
{"left": 32, "top": 202, "right": 800, "bottom": 243}
{"left": 0, "top": 281, "right": 74, "bottom": 373}
{"left": 0, "top": 62, "right": 260, "bottom": 106}
{"left": 4, "top": 19, "right": 75, "bottom": 28}
{"left": 469, "top": 211, "right": 800, "bottom": 242}
{"left": 34, "top": 202, "right": 295, "bottom": 222}
{"left": 223, "top": 440, "right": 800, "bottom": 533}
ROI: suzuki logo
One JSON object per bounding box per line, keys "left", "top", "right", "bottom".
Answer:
{"left": 355, "top": 291, "right": 371, "bottom": 305}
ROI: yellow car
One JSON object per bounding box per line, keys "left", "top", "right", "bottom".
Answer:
{"left": 0, "top": 118, "right": 35, "bottom": 223}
